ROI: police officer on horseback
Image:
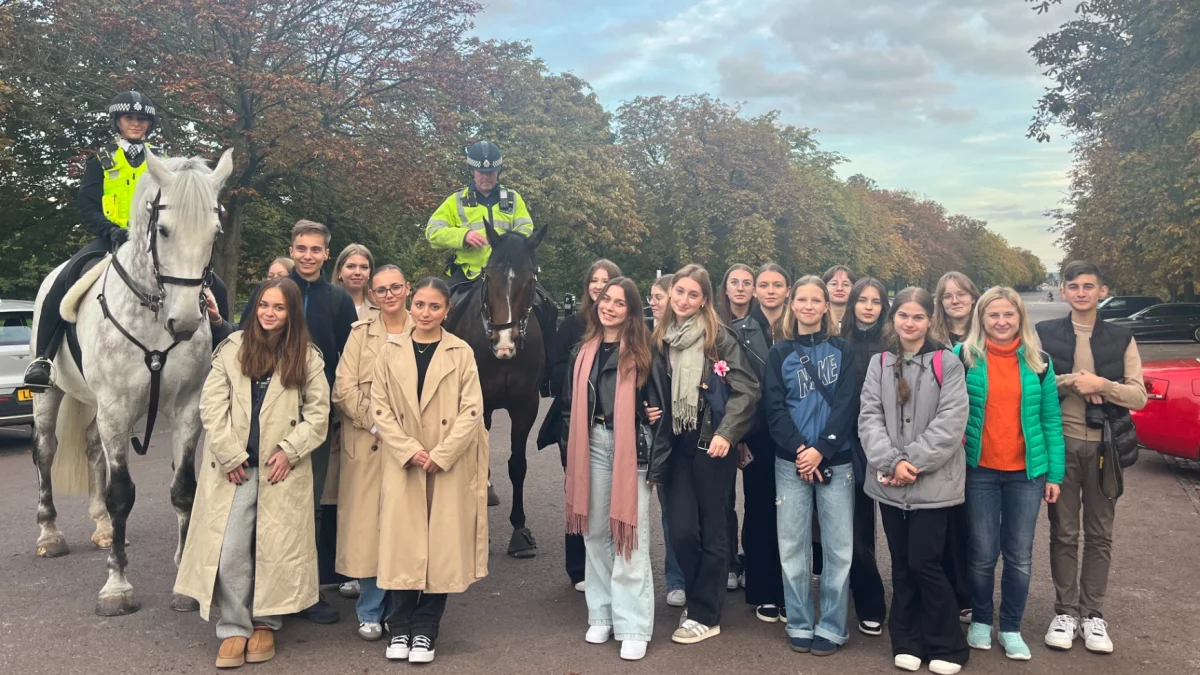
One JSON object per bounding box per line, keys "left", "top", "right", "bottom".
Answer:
{"left": 24, "top": 91, "right": 229, "bottom": 390}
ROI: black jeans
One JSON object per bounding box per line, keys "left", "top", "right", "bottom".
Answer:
{"left": 943, "top": 503, "right": 972, "bottom": 612}
{"left": 850, "top": 485, "right": 887, "bottom": 623}
{"left": 310, "top": 435, "right": 345, "bottom": 586}
{"left": 880, "top": 504, "right": 969, "bottom": 665}
{"left": 389, "top": 591, "right": 448, "bottom": 639}
{"left": 665, "top": 432, "right": 737, "bottom": 626}
{"left": 741, "top": 439, "right": 784, "bottom": 607}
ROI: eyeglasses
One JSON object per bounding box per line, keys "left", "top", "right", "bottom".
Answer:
{"left": 121, "top": 114, "right": 152, "bottom": 124}
{"left": 372, "top": 283, "right": 407, "bottom": 297}
{"left": 942, "top": 292, "right": 972, "bottom": 302}
{"left": 728, "top": 280, "right": 754, "bottom": 289}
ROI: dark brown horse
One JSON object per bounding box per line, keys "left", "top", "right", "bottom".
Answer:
{"left": 446, "top": 218, "right": 547, "bottom": 558}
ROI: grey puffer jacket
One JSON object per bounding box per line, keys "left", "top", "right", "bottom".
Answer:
{"left": 858, "top": 344, "right": 969, "bottom": 510}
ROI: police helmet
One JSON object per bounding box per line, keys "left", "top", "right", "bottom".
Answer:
{"left": 466, "top": 140, "right": 502, "bottom": 173}
{"left": 108, "top": 91, "right": 157, "bottom": 135}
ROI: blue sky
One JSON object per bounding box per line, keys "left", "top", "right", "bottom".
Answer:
{"left": 473, "top": 0, "right": 1077, "bottom": 266}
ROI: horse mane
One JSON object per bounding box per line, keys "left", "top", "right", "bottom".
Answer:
{"left": 128, "top": 156, "right": 220, "bottom": 239}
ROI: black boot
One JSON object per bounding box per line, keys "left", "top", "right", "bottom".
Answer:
{"left": 294, "top": 594, "right": 340, "bottom": 624}
{"left": 23, "top": 357, "right": 53, "bottom": 391}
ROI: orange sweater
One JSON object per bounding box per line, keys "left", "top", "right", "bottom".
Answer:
{"left": 980, "top": 339, "right": 1026, "bottom": 471}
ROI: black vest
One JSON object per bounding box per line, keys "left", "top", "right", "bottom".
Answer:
{"left": 1036, "top": 314, "right": 1133, "bottom": 413}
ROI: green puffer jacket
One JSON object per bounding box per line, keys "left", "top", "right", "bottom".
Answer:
{"left": 953, "top": 342, "right": 1066, "bottom": 484}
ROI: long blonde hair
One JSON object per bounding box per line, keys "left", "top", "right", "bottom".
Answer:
{"left": 961, "top": 286, "right": 1046, "bottom": 374}
{"left": 652, "top": 264, "right": 721, "bottom": 362}
{"left": 931, "top": 271, "right": 981, "bottom": 345}
{"left": 779, "top": 275, "right": 834, "bottom": 340}
{"left": 333, "top": 243, "right": 375, "bottom": 288}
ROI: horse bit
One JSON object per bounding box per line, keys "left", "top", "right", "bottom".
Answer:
{"left": 478, "top": 270, "right": 535, "bottom": 347}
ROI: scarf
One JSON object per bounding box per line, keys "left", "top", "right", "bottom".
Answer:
{"left": 664, "top": 315, "right": 708, "bottom": 434}
{"left": 565, "top": 337, "right": 640, "bottom": 558}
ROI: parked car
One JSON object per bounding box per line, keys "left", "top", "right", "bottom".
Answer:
{"left": 1096, "top": 295, "right": 1163, "bottom": 320}
{"left": 1133, "top": 358, "right": 1200, "bottom": 460}
{"left": 0, "top": 299, "right": 36, "bottom": 428}
{"left": 1108, "top": 303, "right": 1200, "bottom": 342}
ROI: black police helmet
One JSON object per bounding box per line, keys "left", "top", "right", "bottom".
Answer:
{"left": 108, "top": 91, "right": 157, "bottom": 136}
{"left": 466, "top": 140, "right": 502, "bottom": 173}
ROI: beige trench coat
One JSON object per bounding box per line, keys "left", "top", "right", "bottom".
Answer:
{"left": 331, "top": 312, "right": 406, "bottom": 577}
{"left": 371, "top": 330, "right": 489, "bottom": 593}
{"left": 174, "top": 331, "right": 330, "bottom": 620}
{"left": 323, "top": 305, "right": 378, "bottom": 505}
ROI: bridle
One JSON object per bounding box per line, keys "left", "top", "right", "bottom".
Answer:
{"left": 478, "top": 267, "right": 535, "bottom": 347}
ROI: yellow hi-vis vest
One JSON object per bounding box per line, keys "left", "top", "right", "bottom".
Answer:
{"left": 99, "top": 143, "right": 159, "bottom": 228}
{"left": 425, "top": 185, "right": 534, "bottom": 279}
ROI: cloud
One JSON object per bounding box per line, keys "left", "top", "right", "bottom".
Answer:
{"left": 928, "top": 107, "right": 978, "bottom": 125}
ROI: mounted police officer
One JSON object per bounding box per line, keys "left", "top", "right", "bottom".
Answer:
{"left": 24, "top": 91, "right": 230, "bottom": 390}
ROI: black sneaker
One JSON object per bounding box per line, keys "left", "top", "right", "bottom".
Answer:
{"left": 858, "top": 619, "right": 884, "bottom": 636}
{"left": 24, "top": 358, "right": 53, "bottom": 391}
{"left": 385, "top": 634, "right": 410, "bottom": 660}
{"left": 409, "top": 634, "right": 436, "bottom": 663}
{"left": 294, "top": 597, "right": 340, "bottom": 624}
{"left": 755, "top": 604, "right": 781, "bottom": 623}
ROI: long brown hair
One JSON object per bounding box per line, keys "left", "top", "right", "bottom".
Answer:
{"left": 883, "top": 286, "right": 938, "bottom": 406}
{"left": 579, "top": 259, "right": 622, "bottom": 315}
{"left": 931, "top": 271, "right": 981, "bottom": 345}
{"left": 652, "top": 264, "right": 722, "bottom": 362}
{"left": 717, "top": 263, "right": 754, "bottom": 325}
{"left": 240, "top": 278, "right": 311, "bottom": 390}
{"left": 779, "top": 275, "right": 834, "bottom": 339}
{"left": 582, "top": 277, "right": 653, "bottom": 387}
{"left": 755, "top": 262, "right": 791, "bottom": 339}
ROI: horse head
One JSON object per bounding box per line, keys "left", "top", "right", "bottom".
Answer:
{"left": 479, "top": 217, "right": 548, "bottom": 359}
{"left": 130, "top": 149, "right": 234, "bottom": 340}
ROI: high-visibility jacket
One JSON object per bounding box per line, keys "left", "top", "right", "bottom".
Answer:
{"left": 99, "top": 143, "right": 160, "bottom": 228}
{"left": 426, "top": 185, "right": 534, "bottom": 280}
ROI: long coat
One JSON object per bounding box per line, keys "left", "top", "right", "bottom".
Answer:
{"left": 175, "top": 331, "right": 330, "bottom": 620}
{"left": 323, "top": 304, "right": 380, "bottom": 506}
{"left": 370, "top": 329, "right": 489, "bottom": 593}
{"left": 331, "top": 312, "right": 403, "bottom": 577}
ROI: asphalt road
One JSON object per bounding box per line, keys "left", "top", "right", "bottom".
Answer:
{"left": 1, "top": 293, "right": 1197, "bottom": 674}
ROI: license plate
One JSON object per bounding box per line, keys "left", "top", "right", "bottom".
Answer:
{"left": 16, "top": 388, "right": 32, "bottom": 402}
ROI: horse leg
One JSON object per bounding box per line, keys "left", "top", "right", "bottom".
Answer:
{"left": 506, "top": 404, "right": 537, "bottom": 559}
{"left": 86, "top": 421, "right": 115, "bottom": 549}
{"left": 33, "top": 388, "right": 69, "bottom": 558}
{"left": 485, "top": 408, "right": 499, "bottom": 507}
{"left": 169, "top": 407, "right": 201, "bottom": 612}
{"left": 95, "top": 414, "right": 139, "bottom": 616}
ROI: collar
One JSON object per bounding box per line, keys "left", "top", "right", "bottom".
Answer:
{"left": 986, "top": 338, "right": 1022, "bottom": 358}
{"left": 791, "top": 331, "right": 827, "bottom": 348}
{"left": 289, "top": 269, "right": 328, "bottom": 290}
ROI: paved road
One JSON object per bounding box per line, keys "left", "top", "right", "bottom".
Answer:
{"left": 1, "top": 293, "right": 1197, "bottom": 674}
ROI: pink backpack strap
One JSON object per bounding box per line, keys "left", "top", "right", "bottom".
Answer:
{"left": 932, "top": 350, "right": 944, "bottom": 387}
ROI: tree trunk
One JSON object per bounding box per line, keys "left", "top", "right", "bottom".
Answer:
{"left": 213, "top": 195, "right": 247, "bottom": 309}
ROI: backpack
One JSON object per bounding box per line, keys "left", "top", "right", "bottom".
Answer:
{"left": 883, "top": 347, "right": 1049, "bottom": 387}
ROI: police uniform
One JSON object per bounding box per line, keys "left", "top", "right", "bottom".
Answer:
{"left": 426, "top": 182, "right": 534, "bottom": 285}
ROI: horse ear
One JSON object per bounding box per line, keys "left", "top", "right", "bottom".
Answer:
{"left": 528, "top": 223, "right": 548, "bottom": 250}
{"left": 145, "top": 149, "right": 174, "bottom": 187}
{"left": 210, "top": 148, "right": 235, "bottom": 188}
{"left": 483, "top": 216, "right": 501, "bottom": 248}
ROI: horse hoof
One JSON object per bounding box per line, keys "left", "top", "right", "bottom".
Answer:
{"left": 507, "top": 528, "right": 537, "bottom": 559}
{"left": 95, "top": 592, "right": 140, "bottom": 617}
{"left": 36, "top": 536, "right": 69, "bottom": 558}
{"left": 92, "top": 532, "right": 114, "bottom": 550}
{"left": 170, "top": 593, "right": 200, "bottom": 612}
{"left": 487, "top": 485, "right": 500, "bottom": 507}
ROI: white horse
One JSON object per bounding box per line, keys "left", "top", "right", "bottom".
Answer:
{"left": 31, "top": 149, "right": 233, "bottom": 616}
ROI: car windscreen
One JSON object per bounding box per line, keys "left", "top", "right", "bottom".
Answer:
{"left": 0, "top": 311, "right": 34, "bottom": 346}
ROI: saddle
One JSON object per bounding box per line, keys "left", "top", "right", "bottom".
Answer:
{"left": 60, "top": 254, "right": 110, "bottom": 323}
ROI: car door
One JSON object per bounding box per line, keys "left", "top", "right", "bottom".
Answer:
{"left": 1127, "top": 306, "right": 1167, "bottom": 340}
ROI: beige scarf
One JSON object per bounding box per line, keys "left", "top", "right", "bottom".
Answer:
{"left": 664, "top": 316, "right": 707, "bottom": 434}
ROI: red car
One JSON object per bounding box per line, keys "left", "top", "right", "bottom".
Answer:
{"left": 1132, "top": 358, "right": 1200, "bottom": 460}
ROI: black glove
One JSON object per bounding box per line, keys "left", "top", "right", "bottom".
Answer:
{"left": 108, "top": 227, "right": 129, "bottom": 246}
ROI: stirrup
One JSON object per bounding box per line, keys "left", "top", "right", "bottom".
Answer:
{"left": 23, "top": 358, "right": 54, "bottom": 392}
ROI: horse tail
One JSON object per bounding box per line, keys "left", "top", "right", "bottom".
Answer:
{"left": 51, "top": 396, "right": 95, "bottom": 495}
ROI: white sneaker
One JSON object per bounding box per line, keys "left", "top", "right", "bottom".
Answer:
{"left": 1081, "top": 617, "right": 1114, "bottom": 654}
{"left": 666, "top": 589, "right": 686, "bottom": 607}
{"left": 672, "top": 619, "right": 720, "bottom": 644}
{"left": 893, "top": 654, "right": 922, "bottom": 672}
{"left": 726, "top": 572, "right": 739, "bottom": 590}
{"left": 585, "top": 625, "right": 613, "bottom": 644}
{"left": 1045, "top": 614, "right": 1078, "bottom": 651}
{"left": 574, "top": 580, "right": 586, "bottom": 593}
{"left": 620, "top": 640, "right": 647, "bottom": 661}
{"left": 408, "top": 635, "right": 435, "bottom": 663}
{"left": 357, "top": 621, "right": 383, "bottom": 641}
{"left": 338, "top": 579, "right": 360, "bottom": 598}
{"left": 385, "top": 634, "right": 410, "bottom": 660}
{"left": 929, "top": 660, "right": 962, "bottom": 675}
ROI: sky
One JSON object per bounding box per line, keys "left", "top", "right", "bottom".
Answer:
{"left": 472, "top": 0, "right": 1077, "bottom": 267}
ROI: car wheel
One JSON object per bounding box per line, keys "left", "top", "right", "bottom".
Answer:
{"left": 1193, "top": 325, "right": 1200, "bottom": 343}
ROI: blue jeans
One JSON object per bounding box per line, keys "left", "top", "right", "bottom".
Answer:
{"left": 356, "top": 576, "right": 393, "bottom": 623}
{"left": 775, "top": 458, "right": 854, "bottom": 645}
{"left": 657, "top": 484, "right": 685, "bottom": 592}
{"left": 965, "top": 467, "right": 1046, "bottom": 632}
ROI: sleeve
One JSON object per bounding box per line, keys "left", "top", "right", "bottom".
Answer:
{"left": 428, "top": 355, "right": 486, "bottom": 471}
{"left": 1103, "top": 339, "right": 1148, "bottom": 411}
{"left": 903, "top": 353, "right": 969, "bottom": 474}
{"left": 813, "top": 342, "right": 858, "bottom": 459}
{"left": 198, "top": 343, "right": 249, "bottom": 473}
{"left": 332, "top": 328, "right": 372, "bottom": 428}
{"left": 511, "top": 191, "right": 534, "bottom": 236}
{"left": 644, "top": 352, "right": 674, "bottom": 484}
{"left": 714, "top": 332, "right": 760, "bottom": 445}
{"left": 548, "top": 316, "right": 579, "bottom": 398}
{"left": 1040, "top": 356, "right": 1067, "bottom": 484}
{"left": 278, "top": 348, "right": 332, "bottom": 466}
{"left": 558, "top": 346, "right": 577, "bottom": 457}
{"left": 209, "top": 319, "right": 235, "bottom": 347}
{"left": 77, "top": 156, "right": 121, "bottom": 240}
{"left": 369, "top": 352, "right": 426, "bottom": 468}
{"left": 764, "top": 346, "right": 805, "bottom": 455}
{"left": 857, "top": 353, "right": 904, "bottom": 475}
{"left": 426, "top": 193, "right": 467, "bottom": 250}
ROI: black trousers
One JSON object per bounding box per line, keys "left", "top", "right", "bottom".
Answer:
{"left": 665, "top": 433, "right": 737, "bottom": 626}
{"left": 741, "top": 441, "right": 784, "bottom": 607}
{"left": 310, "top": 435, "right": 346, "bottom": 586}
{"left": 559, "top": 441, "right": 586, "bottom": 584}
{"left": 880, "top": 504, "right": 970, "bottom": 665}
{"left": 726, "top": 474, "right": 741, "bottom": 575}
{"left": 942, "top": 503, "right": 972, "bottom": 612}
{"left": 388, "top": 591, "right": 448, "bottom": 639}
{"left": 850, "top": 485, "right": 888, "bottom": 623}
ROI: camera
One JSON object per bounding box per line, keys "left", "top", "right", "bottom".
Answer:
{"left": 1085, "top": 403, "right": 1106, "bottom": 430}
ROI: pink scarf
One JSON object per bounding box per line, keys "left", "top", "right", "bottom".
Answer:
{"left": 565, "top": 337, "right": 640, "bottom": 558}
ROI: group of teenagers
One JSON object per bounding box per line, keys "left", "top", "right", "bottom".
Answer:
{"left": 171, "top": 217, "right": 1146, "bottom": 674}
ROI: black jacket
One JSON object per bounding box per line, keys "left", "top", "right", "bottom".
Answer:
{"left": 241, "top": 270, "right": 357, "bottom": 385}
{"left": 844, "top": 323, "right": 887, "bottom": 484}
{"left": 731, "top": 305, "right": 774, "bottom": 452}
{"left": 536, "top": 312, "right": 584, "bottom": 451}
{"left": 663, "top": 326, "right": 760, "bottom": 449}
{"left": 560, "top": 345, "right": 673, "bottom": 484}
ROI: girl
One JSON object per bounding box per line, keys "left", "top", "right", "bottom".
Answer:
{"left": 763, "top": 276, "right": 857, "bottom": 656}
{"left": 373, "top": 278, "right": 488, "bottom": 664}
{"left": 332, "top": 266, "right": 410, "bottom": 641}
{"left": 859, "top": 287, "right": 970, "bottom": 675}
{"left": 717, "top": 263, "right": 755, "bottom": 590}
{"left": 333, "top": 243, "right": 376, "bottom": 319}
{"left": 267, "top": 257, "right": 294, "bottom": 280}
{"left": 654, "top": 264, "right": 759, "bottom": 645}
{"left": 821, "top": 265, "right": 857, "bottom": 331}
{"left": 560, "top": 277, "right": 672, "bottom": 661}
{"left": 649, "top": 274, "right": 673, "bottom": 325}
{"left": 540, "top": 259, "right": 622, "bottom": 590}
{"left": 648, "top": 273, "right": 686, "bottom": 608}
{"left": 731, "top": 263, "right": 789, "bottom": 622}
{"left": 957, "top": 287, "right": 1064, "bottom": 660}
{"left": 176, "top": 278, "right": 330, "bottom": 669}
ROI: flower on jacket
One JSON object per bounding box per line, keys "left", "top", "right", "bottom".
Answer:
{"left": 713, "top": 360, "right": 730, "bottom": 379}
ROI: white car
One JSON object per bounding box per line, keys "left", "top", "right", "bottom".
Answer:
{"left": 0, "top": 299, "right": 35, "bottom": 427}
